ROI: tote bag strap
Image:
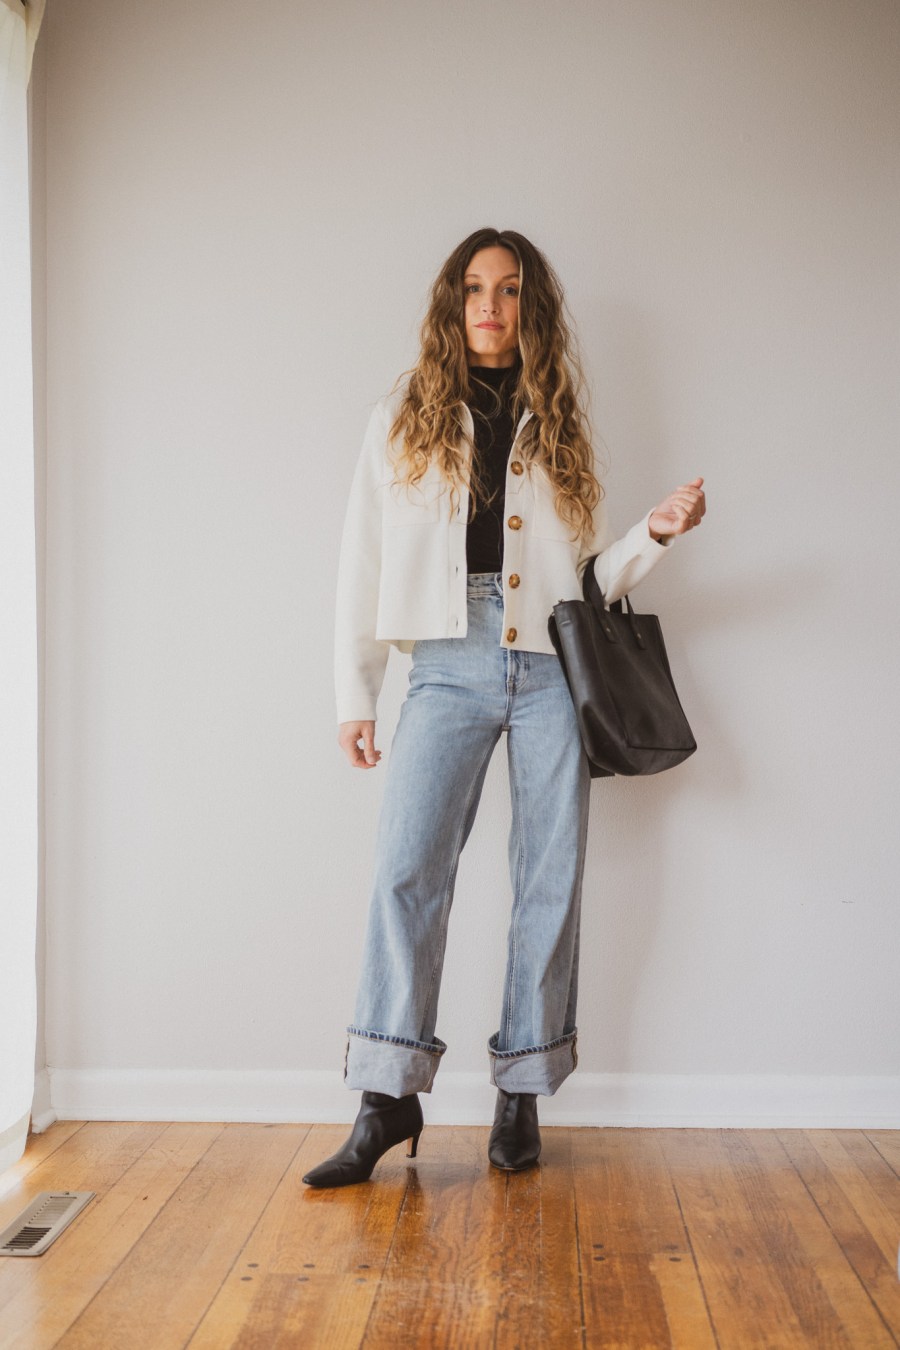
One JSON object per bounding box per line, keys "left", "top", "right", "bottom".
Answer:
{"left": 581, "top": 556, "right": 646, "bottom": 649}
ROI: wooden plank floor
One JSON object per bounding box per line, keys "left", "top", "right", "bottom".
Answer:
{"left": 0, "top": 1122, "right": 898, "bottom": 1348}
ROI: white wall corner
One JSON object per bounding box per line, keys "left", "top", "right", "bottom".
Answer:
{"left": 29, "top": 1067, "right": 56, "bottom": 1135}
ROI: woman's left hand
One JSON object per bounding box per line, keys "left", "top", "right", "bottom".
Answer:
{"left": 648, "top": 477, "right": 706, "bottom": 541}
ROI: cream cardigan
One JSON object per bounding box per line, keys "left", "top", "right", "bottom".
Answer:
{"left": 334, "top": 382, "right": 674, "bottom": 724}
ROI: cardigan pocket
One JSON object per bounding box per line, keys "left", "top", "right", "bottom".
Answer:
{"left": 383, "top": 474, "right": 443, "bottom": 523}
{"left": 531, "top": 468, "right": 577, "bottom": 543}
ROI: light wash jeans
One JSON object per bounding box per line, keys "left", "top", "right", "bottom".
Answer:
{"left": 343, "top": 572, "right": 592, "bottom": 1097}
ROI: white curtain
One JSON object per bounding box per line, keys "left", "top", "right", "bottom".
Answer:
{"left": 0, "top": 0, "right": 45, "bottom": 1174}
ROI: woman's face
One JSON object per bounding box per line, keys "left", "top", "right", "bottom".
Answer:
{"left": 463, "top": 246, "right": 520, "bottom": 368}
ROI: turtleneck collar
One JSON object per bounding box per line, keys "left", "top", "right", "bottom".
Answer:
{"left": 467, "top": 353, "right": 521, "bottom": 384}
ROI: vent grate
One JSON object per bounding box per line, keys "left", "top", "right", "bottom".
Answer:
{"left": 0, "top": 1191, "right": 94, "bottom": 1257}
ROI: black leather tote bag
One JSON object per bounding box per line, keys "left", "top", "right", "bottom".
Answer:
{"left": 548, "top": 558, "right": 697, "bottom": 777}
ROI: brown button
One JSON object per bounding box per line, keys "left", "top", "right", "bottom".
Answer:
{"left": 508, "top": 515, "right": 522, "bottom": 530}
{"left": 508, "top": 573, "right": 520, "bottom": 588}
{"left": 510, "top": 460, "right": 524, "bottom": 475}
{"left": 507, "top": 627, "right": 517, "bottom": 642}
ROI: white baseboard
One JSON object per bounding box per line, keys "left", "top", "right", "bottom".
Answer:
{"left": 38, "top": 1068, "right": 900, "bottom": 1130}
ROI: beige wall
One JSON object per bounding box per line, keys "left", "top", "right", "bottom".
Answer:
{"left": 34, "top": 0, "right": 900, "bottom": 1125}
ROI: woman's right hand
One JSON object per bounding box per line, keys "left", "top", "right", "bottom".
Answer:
{"left": 338, "top": 720, "right": 382, "bottom": 769}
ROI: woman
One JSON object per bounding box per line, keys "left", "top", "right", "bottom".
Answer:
{"left": 303, "top": 228, "right": 705, "bottom": 1188}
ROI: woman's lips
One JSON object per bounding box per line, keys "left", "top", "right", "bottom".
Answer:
{"left": 476, "top": 323, "right": 503, "bottom": 330}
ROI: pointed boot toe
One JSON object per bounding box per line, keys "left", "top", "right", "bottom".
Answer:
{"left": 302, "top": 1091, "right": 423, "bottom": 1188}
{"left": 488, "top": 1088, "right": 541, "bottom": 1171}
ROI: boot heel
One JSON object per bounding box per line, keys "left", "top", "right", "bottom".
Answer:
{"left": 407, "top": 1130, "right": 422, "bottom": 1159}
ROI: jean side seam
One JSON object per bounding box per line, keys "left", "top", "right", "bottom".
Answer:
{"left": 566, "top": 757, "right": 592, "bottom": 1030}
{"left": 504, "top": 728, "right": 526, "bottom": 1051}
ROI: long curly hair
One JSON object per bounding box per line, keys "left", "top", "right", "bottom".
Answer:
{"left": 386, "top": 227, "right": 603, "bottom": 544}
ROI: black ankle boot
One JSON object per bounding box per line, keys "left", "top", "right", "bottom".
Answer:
{"left": 488, "top": 1088, "right": 541, "bottom": 1171}
{"left": 302, "top": 1091, "right": 423, "bottom": 1188}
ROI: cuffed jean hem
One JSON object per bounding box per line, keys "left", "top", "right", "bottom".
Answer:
{"left": 343, "top": 1026, "right": 448, "bottom": 1096}
{"left": 487, "top": 1029, "right": 578, "bottom": 1096}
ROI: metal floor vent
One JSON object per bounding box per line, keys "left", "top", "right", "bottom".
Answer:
{"left": 0, "top": 1192, "right": 95, "bottom": 1257}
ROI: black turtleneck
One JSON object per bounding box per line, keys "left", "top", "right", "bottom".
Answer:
{"left": 465, "top": 360, "right": 520, "bottom": 573}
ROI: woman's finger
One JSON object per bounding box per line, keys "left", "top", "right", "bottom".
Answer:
{"left": 671, "top": 487, "right": 705, "bottom": 508}
{"left": 666, "top": 497, "right": 697, "bottom": 520}
{"left": 361, "top": 727, "right": 380, "bottom": 767}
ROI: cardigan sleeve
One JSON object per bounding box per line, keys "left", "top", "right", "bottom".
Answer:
{"left": 333, "top": 399, "right": 392, "bottom": 723}
{"left": 576, "top": 479, "right": 675, "bottom": 604}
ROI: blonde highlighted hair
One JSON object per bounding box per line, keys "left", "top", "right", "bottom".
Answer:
{"left": 386, "top": 227, "right": 603, "bottom": 545}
